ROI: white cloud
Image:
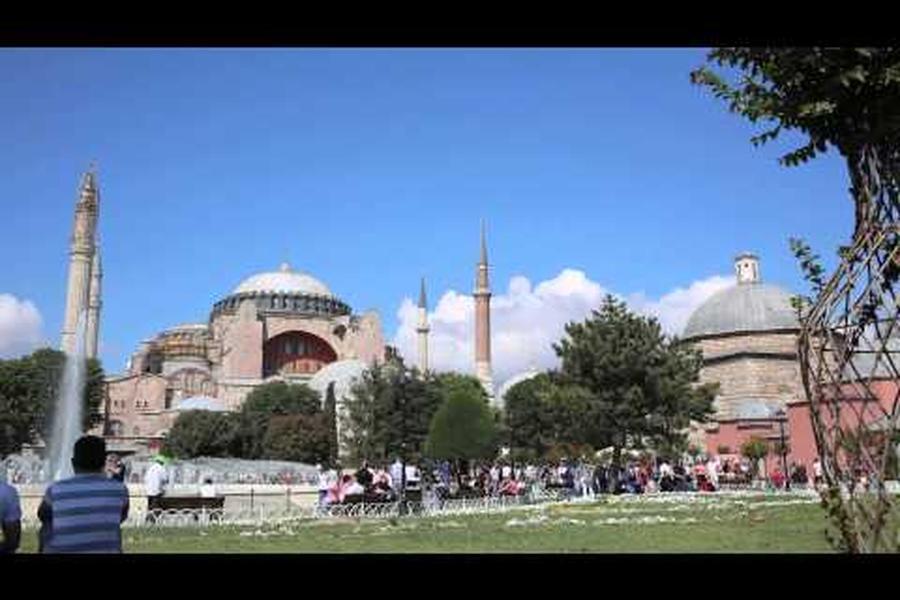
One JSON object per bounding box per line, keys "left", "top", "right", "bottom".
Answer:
{"left": 627, "top": 275, "right": 734, "bottom": 336}
{"left": 0, "top": 294, "right": 44, "bottom": 359}
{"left": 392, "top": 270, "right": 732, "bottom": 391}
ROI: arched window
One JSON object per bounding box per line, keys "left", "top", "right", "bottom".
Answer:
{"left": 263, "top": 331, "right": 337, "bottom": 377}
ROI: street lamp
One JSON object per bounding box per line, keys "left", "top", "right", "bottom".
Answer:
{"left": 775, "top": 408, "right": 789, "bottom": 491}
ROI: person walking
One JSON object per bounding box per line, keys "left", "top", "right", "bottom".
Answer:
{"left": 37, "top": 436, "right": 130, "bottom": 553}
{"left": 0, "top": 477, "right": 22, "bottom": 553}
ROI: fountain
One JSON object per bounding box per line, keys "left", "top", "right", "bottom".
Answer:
{"left": 47, "top": 311, "right": 87, "bottom": 481}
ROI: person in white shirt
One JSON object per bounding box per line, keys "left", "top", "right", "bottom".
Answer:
{"left": 316, "top": 465, "right": 330, "bottom": 507}
{"left": 390, "top": 459, "right": 403, "bottom": 493}
{"left": 706, "top": 457, "right": 719, "bottom": 490}
{"left": 200, "top": 477, "right": 217, "bottom": 498}
{"left": 144, "top": 456, "right": 168, "bottom": 512}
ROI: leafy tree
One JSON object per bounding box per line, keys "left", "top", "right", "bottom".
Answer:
{"left": 690, "top": 48, "right": 900, "bottom": 167}
{"left": 425, "top": 384, "right": 498, "bottom": 464}
{"left": 262, "top": 412, "right": 334, "bottom": 464}
{"left": 163, "top": 410, "right": 240, "bottom": 458}
{"left": 241, "top": 381, "right": 321, "bottom": 417}
{"left": 0, "top": 348, "right": 104, "bottom": 456}
{"left": 554, "top": 295, "right": 717, "bottom": 480}
{"left": 237, "top": 381, "right": 321, "bottom": 459}
{"left": 503, "top": 373, "right": 592, "bottom": 460}
{"left": 341, "top": 357, "right": 443, "bottom": 466}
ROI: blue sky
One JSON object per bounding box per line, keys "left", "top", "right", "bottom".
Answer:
{"left": 0, "top": 49, "right": 852, "bottom": 376}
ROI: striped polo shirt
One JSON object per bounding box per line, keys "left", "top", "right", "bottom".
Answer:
{"left": 43, "top": 474, "right": 129, "bottom": 553}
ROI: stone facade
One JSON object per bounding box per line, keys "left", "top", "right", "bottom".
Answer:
{"left": 684, "top": 253, "right": 805, "bottom": 463}
{"left": 693, "top": 331, "right": 802, "bottom": 420}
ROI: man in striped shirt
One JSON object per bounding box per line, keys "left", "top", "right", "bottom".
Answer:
{"left": 38, "top": 435, "right": 130, "bottom": 553}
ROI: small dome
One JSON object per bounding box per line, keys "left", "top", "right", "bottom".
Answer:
{"left": 497, "top": 369, "right": 542, "bottom": 406}
{"left": 684, "top": 253, "right": 798, "bottom": 339}
{"left": 683, "top": 283, "right": 798, "bottom": 339}
{"left": 233, "top": 263, "right": 333, "bottom": 297}
{"left": 308, "top": 359, "right": 368, "bottom": 400}
{"left": 174, "top": 396, "right": 226, "bottom": 412}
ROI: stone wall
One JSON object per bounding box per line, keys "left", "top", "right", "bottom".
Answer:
{"left": 694, "top": 331, "right": 803, "bottom": 421}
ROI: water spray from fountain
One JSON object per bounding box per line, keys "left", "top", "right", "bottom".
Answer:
{"left": 48, "top": 310, "right": 87, "bottom": 481}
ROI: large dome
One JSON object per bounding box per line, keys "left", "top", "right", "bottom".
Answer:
{"left": 683, "top": 282, "right": 798, "bottom": 339}
{"left": 233, "top": 263, "right": 333, "bottom": 297}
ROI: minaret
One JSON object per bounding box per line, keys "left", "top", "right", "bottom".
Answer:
{"left": 61, "top": 169, "right": 99, "bottom": 356}
{"left": 85, "top": 248, "right": 102, "bottom": 359}
{"left": 416, "top": 277, "right": 430, "bottom": 372}
{"left": 474, "top": 221, "right": 494, "bottom": 399}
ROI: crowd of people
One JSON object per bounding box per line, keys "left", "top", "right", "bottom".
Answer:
{"left": 310, "top": 453, "right": 825, "bottom": 509}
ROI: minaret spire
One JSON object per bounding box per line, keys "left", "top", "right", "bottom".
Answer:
{"left": 85, "top": 247, "right": 102, "bottom": 359}
{"left": 61, "top": 166, "right": 100, "bottom": 355}
{"left": 474, "top": 221, "right": 494, "bottom": 400}
{"left": 416, "top": 277, "right": 430, "bottom": 372}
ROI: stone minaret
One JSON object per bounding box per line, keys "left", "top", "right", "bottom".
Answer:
{"left": 474, "top": 221, "right": 494, "bottom": 398}
{"left": 735, "top": 252, "right": 761, "bottom": 285}
{"left": 85, "top": 248, "right": 102, "bottom": 359}
{"left": 416, "top": 277, "right": 430, "bottom": 372}
{"left": 61, "top": 169, "right": 99, "bottom": 356}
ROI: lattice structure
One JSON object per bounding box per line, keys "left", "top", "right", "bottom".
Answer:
{"left": 798, "top": 145, "right": 900, "bottom": 552}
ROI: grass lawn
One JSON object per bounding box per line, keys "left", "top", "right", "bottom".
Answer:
{"left": 18, "top": 493, "right": 837, "bottom": 553}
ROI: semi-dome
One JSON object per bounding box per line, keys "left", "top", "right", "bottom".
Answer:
{"left": 683, "top": 253, "right": 798, "bottom": 339}
{"left": 233, "top": 263, "right": 333, "bottom": 297}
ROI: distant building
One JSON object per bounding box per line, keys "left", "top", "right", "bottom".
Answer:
{"left": 683, "top": 252, "right": 803, "bottom": 468}
{"left": 99, "top": 261, "right": 385, "bottom": 452}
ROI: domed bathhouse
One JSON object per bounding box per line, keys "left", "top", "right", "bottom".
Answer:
{"left": 682, "top": 252, "right": 804, "bottom": 467}
{"left": 101, "top": 263, "right": 385, "bottom": 454}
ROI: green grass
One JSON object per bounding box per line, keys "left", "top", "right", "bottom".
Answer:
{"left": 18, "top": 495, "right": 837, "bottom": 553}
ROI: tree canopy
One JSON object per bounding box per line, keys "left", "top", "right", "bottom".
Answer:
{"left": 503, "top": 372, "right": 591, "bottom": 460}
{"left": 691, "top": 48, "right": 900, "bottom": 167}
{"left": 164, "top": 380, "right": 335, "bottom": 462}
{"left": 0, "top": 348, "right": 104, "bottom": 456}
{"left": 425, "top": 383, "right": 498, "bottom": 462}
{"left": 341, "top": 357, "right": 443, "bottom": 466}
{"left": 553, "top": 295, "right": 717, "bottom": 465}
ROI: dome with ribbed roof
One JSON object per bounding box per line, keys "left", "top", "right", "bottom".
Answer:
{"left": 683, "top": 253, "right": 798, "bottom": 339}
{"left": 233, "top": 263, "right": 333, "bottom": 297}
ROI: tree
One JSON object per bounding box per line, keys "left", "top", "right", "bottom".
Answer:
{"left": 341, "top": 357, "right": 443, "bottom": 466}
{"left": 262, "top": 412, "right": 334, "bottom": 464}
{"left": 162, "top": 410, "right": 240, "bottom": 459}
{"left": 241, "top": 381, "right": 321, "bottom": 417}
{"left": 554, "top": 295, "right": 717, "bottom": 483}
{"left": 0, "top": 348, "right": 104, "bottom": 457}
{"left": 237, "top": 381, "right": 321, "bottom": 459}
{"left": 503, "top": 372, "right": 592, "bottom": 460}
{"left": 425, "top": 384, "right": 498, "bottom": 464}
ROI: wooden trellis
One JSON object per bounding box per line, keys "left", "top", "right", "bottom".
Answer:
{"left": 798, "top": 145, "right": 900, "bottom": 552}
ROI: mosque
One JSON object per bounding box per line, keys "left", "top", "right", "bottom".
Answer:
{"left": 681, "top": 252, "right": 804, "bottom": 466}
{"left": 60, "top": 169, "right": 495, "bottom": 455}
